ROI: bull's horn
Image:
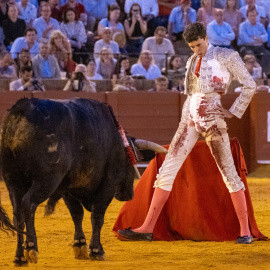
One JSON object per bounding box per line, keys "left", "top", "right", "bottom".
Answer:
{"left": 134, "top": 139, "right": 168, "bottom": 154}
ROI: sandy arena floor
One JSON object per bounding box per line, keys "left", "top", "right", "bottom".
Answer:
{"left": 0, "top": 178, "right": 269, "bottom": 270}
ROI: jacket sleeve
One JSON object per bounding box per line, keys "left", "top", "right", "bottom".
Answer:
{"left": 227, "top": 51, "right": 256, "bottom": 118}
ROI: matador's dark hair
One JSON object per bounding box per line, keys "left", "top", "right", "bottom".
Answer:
{"left": 183, "top": 22, "right": 207, "bottom": 43}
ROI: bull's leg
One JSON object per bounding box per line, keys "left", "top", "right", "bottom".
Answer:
{"left": 11, "top": 192, "right": 28, "bottom": 267}
{"left": 22, "top": 180, "right": 63, "bottom": 264}
{"left": 89, "top": 194, "right": 114, "bottom": 261}
{"left": 63, "top": 193, "right": 89, "bottom": 260}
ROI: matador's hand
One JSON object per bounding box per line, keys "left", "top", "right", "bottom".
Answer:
{"left": 221, "top": 108, "right": 234, "bottom": 118}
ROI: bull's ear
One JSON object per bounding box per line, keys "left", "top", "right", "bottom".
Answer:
{"left": 138, "top": 149, "right": 156, "bottom": 162}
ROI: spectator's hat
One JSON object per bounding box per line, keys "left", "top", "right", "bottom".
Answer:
{"left": 112, "top": 30, "right": 126, "bottom": 48}
{"left": 75, "top": 64, "right": 87, "bottom": 73}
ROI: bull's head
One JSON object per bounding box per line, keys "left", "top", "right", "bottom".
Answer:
{"left": 114, "top": 139, "right": 168, "bottom": 201}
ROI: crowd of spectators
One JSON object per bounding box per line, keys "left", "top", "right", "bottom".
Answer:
{"left": 0, "top": 0, "right": 268, "bottom": 92}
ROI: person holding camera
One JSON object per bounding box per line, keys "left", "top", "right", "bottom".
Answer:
{"left": 63, "top": 63, "right": 96, "bottom": 92}
{"left": 9, "top": 65, "right": 45, "bottom": 91}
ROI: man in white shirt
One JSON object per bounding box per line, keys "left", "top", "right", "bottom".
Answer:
{"left": 17, "top": 0, "right": 37, "bottom": 27}
{"left": 94, "top": 28, "right": 119, "bottom": 60}
{"left": 10, "top": 28, "right": 39, "bottom": 59}
{"left": 33, "top": 2, "right": 60, "bottom": 42}
{"left": 131, "top": 50, "right": 161, "bottom": 79}
{"left": 142, "top": 26, "right": 175, "bottom": 70}
{"left": 10, "top": 65, "right": 45, "bottom": 91}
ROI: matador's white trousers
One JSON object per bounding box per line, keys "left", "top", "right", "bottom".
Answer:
{"left": 154, "top": 93, "right": 245, "bottom": 193}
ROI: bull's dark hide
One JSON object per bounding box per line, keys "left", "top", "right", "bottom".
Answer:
{"left": 1, "top": 98, "right": 135, "bottom": 265}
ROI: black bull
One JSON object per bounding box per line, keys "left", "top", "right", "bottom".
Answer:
{"left": 0, "top": 98, "right": 166, "bottom": 266}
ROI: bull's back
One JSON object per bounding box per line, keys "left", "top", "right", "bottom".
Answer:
{"left": 0, "top": 98, "right": 123, "bottom": 186}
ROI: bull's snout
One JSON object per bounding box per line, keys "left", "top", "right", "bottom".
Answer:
{"left": 115, "top": 189, "right": 134, "bottom": 201}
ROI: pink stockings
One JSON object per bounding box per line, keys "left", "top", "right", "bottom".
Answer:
{"left": 134, "top": 187, "right": 251, "bottom": 237}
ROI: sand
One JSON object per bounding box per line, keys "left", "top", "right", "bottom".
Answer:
{"left": 0, "top": 178, "right": 269, "bottom": 270}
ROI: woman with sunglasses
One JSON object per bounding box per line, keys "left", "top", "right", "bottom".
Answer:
{"left": 124, "top": 3, "right": 147, "bottom": 56}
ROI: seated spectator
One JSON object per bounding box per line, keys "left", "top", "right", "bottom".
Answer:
{"left": 86, "top": 58, "right": 103, "bottom": 80}
{"left": 197, "top": 0, "right": 216, "bottom": 27}
{"left": 239, "top": 0, "right": 265, "bottom": 25}
{"left": 168, "top": 0, "right": 196, "bottom": 41}
{"left": 124, "top": 3, "right": 147, "bottom": 56}
{"left": 16, "top": 48, "right": 32, "bottom": 76}
{"left": 63, "top": 63, "right": 96, "bottom": 92}
{"left": 10, "top": 28, "right": 39, "bottom": 59}
{"left": 95, "top": 47, "right": 117, "bottom": 79}
{"left": 142, "top": 26, "right": 174, "bottom": 70}
{"left": 131, "top": 50, "right": 161, "bottom": 79}
{"left": 125, "top": 0, "right": 159, "bottom": 21}
{"left": 207, "top": 9, "right": 235, "bottom": 48}
{"left": 94, "top": 27, "right": 119, "bottom": 60}
{"left": 238, "top": 7, "right": 270, "bottom": 75}
{"left": 79, "top": 0, "right": 116, "bottom": 32}
{"left": 0, "top": 0, "right": 9, "bottom": 29}
{"left": 0, "top": 51, "right": 17, "bottom": 78}
{"left": 9, "top": 65, "right": 45, "bottom": 91}
{"left": 171, "top": 74, "right": 185, "bottom": 93}
{"left": 33, "top": 2, "right": 60, "bottom": 42}
{"left": 148, "top": 75, "right": 170, "bottom": 92}
{"left": 112, "top": 30, "right": 127, "bottom": 54}
{"left": 98, "top": 4, "right": 124, "bottom": 36}
{"left": 49, "top": 30, "right": 75, "bottom": 74}
{"left": 125, "top": 0, "right": 159, "bottom": 37}
{"left": 17, "top": 0, "right": 37, "bottom": 27}
{"left": 256, "top": 0, "right": 270, "bottom": 22}
{"left": 162, "top": 55, "right": 186, "bottom": 79}
{"left": 59, "top": 0, "right": 86, "bottom": 22}
{"left": 223, "top": 0, "right": 242, "bottom": 37}
{"left": 243, "top": 54, "right": 262, "bottom": 79}
{"left": 32, "top": 39, "right": 61, "bottom": 79}
{"left": 48, "top": 0, "right": 61, "bottom": 21}
{"left": 112, "top": 55, "right": 131, "bottom": 80}
{"left": 113, "top": 75, "right": 137, "bottom": 91}
{"left": 60, "top": 7, "right": 87, "bottom": 64}
{"left": 3, "top": 4, "right": 26, "bottom": 50}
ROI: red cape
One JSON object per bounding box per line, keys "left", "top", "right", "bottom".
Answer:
{"left": 113, "top": 138, "right": 267, "bottom": 241}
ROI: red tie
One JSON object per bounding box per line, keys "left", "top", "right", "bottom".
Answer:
{"left": 195, "top": 57, "right": 202, "bottom": 77}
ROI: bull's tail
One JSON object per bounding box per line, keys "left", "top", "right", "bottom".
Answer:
{"left": 44, "top": 193, "right": 62, "bottom": 216}
{"left": 0, "top": 204, "right": 16, "bottom": 235}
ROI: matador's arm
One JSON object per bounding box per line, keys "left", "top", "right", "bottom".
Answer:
{"left": 226, "top": 51, "right": 257, "bottom": 118}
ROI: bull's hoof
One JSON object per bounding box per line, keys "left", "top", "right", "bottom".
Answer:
{"left": 73, "top": 239, "right": 89, "bottom": 260}
{"left": 13, "top": 256, "right": 28, "bottom": 267}
{"left": 24, "top": 249, "right": 38, "bottom": 264}
{"left": 73, "top": 245, "right": 89, "bottom": 260}
{"left": 89, "top": 249, "right": 106, "bottom": 261}
{"left": 44, "top": 204, "right": 54, "bottom": 216}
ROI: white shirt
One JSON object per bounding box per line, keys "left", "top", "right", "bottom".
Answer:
{"left": 125, "top": 0, "right": 159, "bottom": 16}
{"left": 87, "top": 73, "right": 103, "bottom": 80}
{"left": 94, "top": 39, "right": 120, "bottom": 60}
{"left": 141, "top": 37, "right": 175, "bottom": 70}
{"left": 131, "top": 63, "right": 161, "bottom": 79}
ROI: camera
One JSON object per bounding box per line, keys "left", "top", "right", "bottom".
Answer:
{"left": 74, "top": 72, "right": 84, "bottom": 80}
{"left": 31, "top": 79, "right": 44, "bottom": 91}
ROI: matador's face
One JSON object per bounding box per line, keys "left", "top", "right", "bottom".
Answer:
{"left": 188, "top": 36, "right": 209, "bottom": 58}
